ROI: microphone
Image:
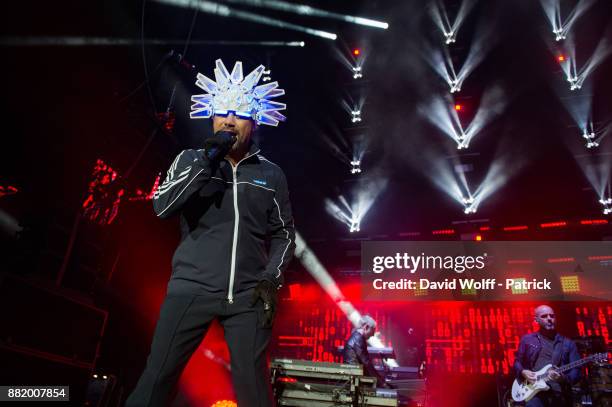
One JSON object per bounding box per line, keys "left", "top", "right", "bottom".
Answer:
{"left": 204, "top": 131, "right": 237, "bottom": 161}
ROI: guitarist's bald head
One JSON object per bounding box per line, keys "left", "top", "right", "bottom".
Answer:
{"left": 534, "top": 305, "right": 556, "bottom": 333}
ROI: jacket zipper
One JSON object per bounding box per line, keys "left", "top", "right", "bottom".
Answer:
{"left": 226, "top": 149, "right": 260, "bottom": 304}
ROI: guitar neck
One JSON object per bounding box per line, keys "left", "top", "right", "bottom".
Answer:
{"left": 557, "top": 355, "right": 596, "bottom": 374}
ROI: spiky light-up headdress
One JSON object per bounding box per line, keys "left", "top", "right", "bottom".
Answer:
{"left": 190, "top": 59, "right": 286, "bottom": 127}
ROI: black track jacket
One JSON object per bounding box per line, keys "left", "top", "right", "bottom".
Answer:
{"left": 152, "top": 143, "right": 295, "bottom": 302}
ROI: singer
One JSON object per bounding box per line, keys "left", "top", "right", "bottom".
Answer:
{"left": 126, "top": 59, "right": 295, "bottom": 407}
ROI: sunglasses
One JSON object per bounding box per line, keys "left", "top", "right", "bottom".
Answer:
{"left": 214, "top": 110, "right": 252, "bottom": 120}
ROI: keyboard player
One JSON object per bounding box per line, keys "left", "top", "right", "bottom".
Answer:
{"left": 342, "top": 315, "right": 388, "bottom": 387}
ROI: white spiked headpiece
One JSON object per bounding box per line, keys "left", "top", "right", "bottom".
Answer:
{"left": 190, "top": 59, "right": 286, "bottom": 127}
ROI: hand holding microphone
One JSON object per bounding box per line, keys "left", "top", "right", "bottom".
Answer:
{"left": 203, "top": 130, "right": 237, "bottom": 162}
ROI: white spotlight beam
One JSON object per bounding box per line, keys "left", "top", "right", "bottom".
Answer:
{"left": 576, "top": 36, "right": 612, "bottom": 88}
{"left": 430, "top": 0, "right": 477, "bottom": 44}
{"left": 471, "top": 155, "right": 519, "bottom": 211}
{"left": 559, "top": 35, "right": 612, "bottom": 90}
{"left": 422, "top": 43, "right": 459, "bottom": 91}
{"left": 294, "top": 233, "right": 397, "bottom": 364}
{"left": 419, "top": 95, "right": 464, "bottom": 144}
{"left": 325, "top": 176, "right": 388, "bottom": 232}
{"left": 575, "top": 153, "right": 612, "bottom": 200}
{"left": 557, "top": 91, "right": 593, "bottom": 134}
{"left": 539, "top": 0, "right": 596, "bottom": 41}
{"left": 561, "top": 0, "right": 596, "bottom": 39}
{"left": 223, "top": 0, "right": 388, "bottom": 29}
{"left": 463, "top": 86, "right": 507, "bottom": 144}
{"left": 0, "top": 36, "right": 306, "bottom": 47}
{"left": 455, "top": 23, "right": 497, "bottom": 89}
{"left": 419, "top": 151, "right": 466, "bottom": 205}
{"left": 325, "top": 198, "right": 354, "bottom": 228}
{"left": 153, "top": 0, "right": 337, "bottom": 40}
{"left": 317, "top": 123, "right": 354, "bottom": 165}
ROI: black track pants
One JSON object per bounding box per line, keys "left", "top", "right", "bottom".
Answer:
{"left": 125, "top": 290, "right": 273, "bottom": 407}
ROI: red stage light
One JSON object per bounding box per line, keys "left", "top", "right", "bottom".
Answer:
{"left": 540, "top": 221, "right": 567, "bottom": 228}
{"left": 503, "top": 225, "right": 528, "bottom": 231}
{"left": 0, "top": 185, "right": 18, "bottom": 198}
{"left": 580, "top": 219, "right": 608, "bottom": 225}
{"left": 479, "top": 226, "right": 491, "bottom": 231}
{"left": 475, "top": 234, "right": 482, "bottom": 241}
{"left": 588, "top": 255, "right": 612, "bottom": 261}
{"left": 547, "top": 257, "right": 575, "bottom": 263}
{"left": 353, "top": 48, "right": 361, "bottom": 56}
{"left": 432, "top": 228, "right": 456, "bottom": 235}
{"left": 507, "top": 259, "right": 533, "bottom": 265}
{"left": 454, "top": 104, "right": 462, "bottom": 111}
{"left": 557, "top": 55, "right": 565, "bottom": 62}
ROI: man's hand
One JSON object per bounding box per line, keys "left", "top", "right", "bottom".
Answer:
{"left": 521, "top": 369, "right": 537, "bottom": 383}
{"left": 203, "top": 131, "right": 236, "bottom": 162}
{"left": 547, "top": 368, "right": 562, "bottom": 382}
{"left": 250, "top": 280, "right": 278, "bottom": 328}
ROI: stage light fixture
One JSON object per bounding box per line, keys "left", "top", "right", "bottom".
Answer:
{"left": 582, "top": 130, "right": 596, "bottom": 140}
{"left": 450, "top": 78, "right": 461, "bottom": 93}
{"left": 567, "top": 74, "right": 581, "bottom": 91}
{"left": 462, "top": 196, "right": 474, "bottom": 205}
{"left": 455, "top": 104, "right": 462, "bottom": 111}
{"left": 325, "top": 177, "right": 387, "bottom": 233}
{"left": 353, "top": 48, "right": 361, "bottom": 56}
{"left": 510, "top": 278, "right": 528, "bottom": 295}
{"left": 557, "top": 54, "right": 565, "bottom": 62}
{"left": 600, "top": 197, "right": 612, "bottom": 214}
{"left": 586, "top": 141, "right": 599, "bottom": 149}
{"left": 540, "top": 0, "right": 596, "bottom": 43}
{"left": 457, "top": 140, "right": 469, "bottom": 150}
{"left": 349, "top": 218, "right": 360, "bottom": 233}
{"left": 444, "top": 30, "right": 457, "bottom": 45}
{"left": 463, "top": 205, "right": 476, "bottom": 214}
{"left": 560, "top": 275, "right": 580, "bottom": 293}
{"left": 553, "top": 28, "right": 566, "bottom": 41}
{"left": 430, "top": 0, "right": 477, "bottom": 46}
{"left": 352, "top": 66, "right": 362, "bottom": 79}
{"left": 351, "top": 110, "right": 362, "bottom": 123}
{"left": 350, "top": 160, "right": 361, "bottom": 175}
